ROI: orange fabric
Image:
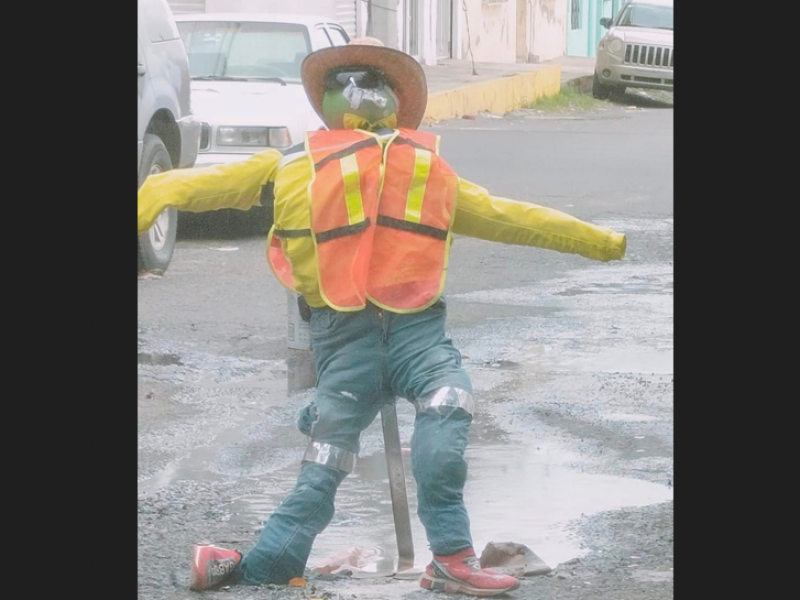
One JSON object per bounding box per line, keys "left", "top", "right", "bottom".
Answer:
{"left": 268, "top": 128, "right": 458, "bottom": 311}
{"left": 367, "top": 129, "right": 458, "bottom": 310}
{"left": 267, "top": 230, "right": 296, "bottom": 291}
{"left": 309, "top": 130, "right": 383, "bottom": 310}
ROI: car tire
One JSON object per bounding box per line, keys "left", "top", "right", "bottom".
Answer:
{"left": 138, "top": 134, "right": 178, "bottom": 273}
{"left": 592, "top": 72, "right": 613, "bottom": 100}
{"left": 611, "top": 86, "right": 628, "bottom": 101}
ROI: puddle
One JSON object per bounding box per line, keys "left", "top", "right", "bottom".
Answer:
{"left": 464, "top": 444, "right": 672, "bottom": 567}
{"left": 557, "top": 281, "right": 672, "bottom": 295}
{"left": 227, "top": 439, "right": 672, "bottom": 574}
{"left": 451, "top": 253, "right": 673, "bottom": 377}
{"left": 602, "top": 413, "right": 660, "bottom": 423}
{"left": 632, "top": 568, "right": 673, "bottom": 582}
{"left": 551, "top": 347, "right": 673, "bottom": 374}
{"left": 139, "top": 221, "right": 673, "bottom": 586}
{"left": 138, "top": 352, "right": 183, "bottom": 366}
{"left": 138, "top": 347, "right": 317, "bottom": 495}
{"left": 481, "top": 359, "right": 523, "bottom": 370}
{"left": 453, "top": 264, "right": 673, "bottom": 308}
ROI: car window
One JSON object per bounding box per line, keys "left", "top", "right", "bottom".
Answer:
{"left": 139, "top": 0, "right": 180, "bottom": 43}
{"left": 616, "top": 4, "right": 673, "bottom": 30}
{"left": 326, "top": 25, "right": 350, "bottom": 46}
{"left": 177, "top": 21, "right": 311, "bottom": 82}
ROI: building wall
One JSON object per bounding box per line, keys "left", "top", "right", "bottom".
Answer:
{"left": 516, "top": 0, "right": 528, "bottom": 61}
{"left": 460, "top": 0, "right": 516, "bottom": 63}
{"left": 371, "top": 0, "right": 439, "bottom": 66}
{"left": 362, "top": 0, "right": 401, "bottom": 48}
{"left": 530, "top": 0, "right": 567, "bottom": 62}
{"left": 567, "top": 0, "right": 619, "bottom": 57}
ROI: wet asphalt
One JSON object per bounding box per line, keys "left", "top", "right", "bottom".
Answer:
{"left": 138, "top": 91, "right": 673, "bottom": 600}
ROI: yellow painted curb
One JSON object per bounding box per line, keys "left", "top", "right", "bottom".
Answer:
{"left": 423, "top": 64, "right": 562, "bottom": 123}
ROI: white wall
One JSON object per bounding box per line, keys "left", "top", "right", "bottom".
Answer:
{"left": 360, "top": 0, "right": 438, "bottom": 65}
{"left": 460, "top": 0, "right": 516, "bottom": 63}
{"left": 204, "top": 0, "right": 564, "bottom": 64}
{"left": 530, "top": 0, "right": 566, "bottom": 62}
{"left": 421, "top": 0, "right": 437, "bottom": 65}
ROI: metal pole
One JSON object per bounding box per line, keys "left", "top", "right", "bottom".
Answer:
{"left": 380, "top": 402, "right": 415, "bottom": 572}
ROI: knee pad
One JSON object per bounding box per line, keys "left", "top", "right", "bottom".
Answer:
{"left": 415, "top": 386, "right": 475, "bottom": 417}
{"left": 302, "top": 440, "right": 357, "bottom": 474}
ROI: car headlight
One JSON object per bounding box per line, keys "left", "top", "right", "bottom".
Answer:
{"left": 268, "top": 127, "right": 292, "bottom": 148}
{"left": 217, "top": 126, "right": 292, "bottom": 147}
{"left": 608, "top": 38, "right": 623, "bottom": 54}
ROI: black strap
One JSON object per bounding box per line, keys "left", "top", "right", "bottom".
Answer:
{"left": 392, "top": 136, "right": 435, "bottom": 153}
{"left": 315, "top": 218, "right": 371, "bottom": 243}
{"left": 297, "top": 295, "right": 312, "bottom": 322}
{"left": 274, "top": 228, "right": 311, "bottom": 238}
{"left": 314, "top": 138, "right": 380, "bottom": 171}
{"left": 282, "top": 141, "right": 306, "bottom": 156}
{"left": 377, "top": 215, "right": 448, "bottom": 240}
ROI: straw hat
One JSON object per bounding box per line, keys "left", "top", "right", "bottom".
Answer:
{"left": 301, "top": 37, "right": 428, "bottom": 130}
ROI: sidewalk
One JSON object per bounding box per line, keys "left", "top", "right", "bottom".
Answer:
{"left": 421, "top": 55, "right": 596, "bottom": 122}
{"left": 548, "top": 56, "right": 597, "bottom": 84}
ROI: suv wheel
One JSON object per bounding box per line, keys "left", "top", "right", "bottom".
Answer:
{"left": 138, "top": 134, "right": 178, "bottom": 273}
{"left": 592, "top": 71, "right": 614, "bottom": 100}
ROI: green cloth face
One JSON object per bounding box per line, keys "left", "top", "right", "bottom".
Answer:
{"left": 322, "top": 80, "right": 399, "bottom": 131}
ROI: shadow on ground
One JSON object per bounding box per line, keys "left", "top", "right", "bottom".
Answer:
{"left": 613, "top": 88, "right": 673, "bottom": 109}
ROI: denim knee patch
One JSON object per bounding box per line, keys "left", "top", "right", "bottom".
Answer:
{"left": 297, "top": 402, "right": 319, "bottom": 436}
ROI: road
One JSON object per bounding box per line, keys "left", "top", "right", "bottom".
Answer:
{"left": 138, "top": 96, "right": 673, "bottom": 600}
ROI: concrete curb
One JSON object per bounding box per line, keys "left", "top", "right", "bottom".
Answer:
{"left": 423, "top": 64, "right": 562, "bottom": 123}
{"left": 565, "top": 74, "right": 594, "bottom": 95}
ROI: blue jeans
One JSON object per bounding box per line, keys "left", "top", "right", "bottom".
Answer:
{"left": 235, "top": 299, "right": 474, "bottom": 585}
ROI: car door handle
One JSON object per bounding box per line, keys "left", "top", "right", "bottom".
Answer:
{"left": 138, "top": 63, "right": 146, "bottom": 76}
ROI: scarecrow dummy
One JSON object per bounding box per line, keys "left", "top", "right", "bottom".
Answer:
{"left": 138, "top": 38, "right": 626, "bottom": 597}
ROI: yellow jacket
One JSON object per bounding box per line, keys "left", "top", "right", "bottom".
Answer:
{"left": 138, "top": 133, "right": 626, "bottom": 309}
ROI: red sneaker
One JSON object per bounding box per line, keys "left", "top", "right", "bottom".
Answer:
{"left": 189, "top": 544, "right": 242, "bottom": 591}
{"left": 420, "top": 547, "right": 520, "bottom": 597}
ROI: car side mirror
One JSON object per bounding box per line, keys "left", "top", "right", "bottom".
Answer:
{"left": 600, "top": 18, "right": 612, "bottom": 29}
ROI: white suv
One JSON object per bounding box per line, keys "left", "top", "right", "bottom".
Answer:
{"left": 138, "top": 0, "right": 200, "bottom": 273}
{"left": 172, "top": 13, "right": 349, "bottom": 234}
{"left": 175, "top": 13, "right": 350, "bottom": 169}
{"left": 593, "top": 0, "right": 673, "bottom": 99}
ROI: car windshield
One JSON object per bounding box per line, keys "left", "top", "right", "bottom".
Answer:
{"left": 177, "top": 21, "right": 311, "bottom": 82}
{"left": 616, "top": 4, "right": 673, "bottom": 30}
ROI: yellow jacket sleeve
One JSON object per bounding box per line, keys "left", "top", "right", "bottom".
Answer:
{"left": 138, "top": 149, "right": 283, "bottom": 235}
{"left": 453, "top": 178, "right": 626, "bottom": 262}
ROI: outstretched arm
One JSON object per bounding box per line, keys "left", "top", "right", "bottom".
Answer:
{"left": 138, "top": 149, "right": 283, "bottom": 235}
{"left": 453, "top": 178, "right": 626, "bottom": 262}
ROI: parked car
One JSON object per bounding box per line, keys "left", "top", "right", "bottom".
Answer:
{"left": 593, "top": 0, "right": 673, "bottom": 100}
{"left": 172, "top": 13, "right": 350, "bottom": 234}
{"left": 138, "top": 0, "right": 200, "bottom": 272}
{"left": 175, "top": 13, "right": 350, "bottom": 168}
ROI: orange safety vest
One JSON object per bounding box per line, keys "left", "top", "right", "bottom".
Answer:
{"left": 269, "top": 127, "right": 458, "bottom": 312}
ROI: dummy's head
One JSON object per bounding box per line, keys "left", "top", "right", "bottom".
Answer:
{"left": 301, "top": 37, "right": 428, "bottom": 131}
{"left": 321, "top": 66, "right": 400, "bottom": 131}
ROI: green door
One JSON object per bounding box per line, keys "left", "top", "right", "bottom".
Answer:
{"left": 567, "top": 0, "right": 590, "bottom": 56}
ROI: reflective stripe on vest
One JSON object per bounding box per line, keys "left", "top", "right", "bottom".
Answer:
{"left": 308, "top": 129, "right": 384, "bottom": 310}
{"left": 367, "top": 128, "right": 458, "bottom": 311}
